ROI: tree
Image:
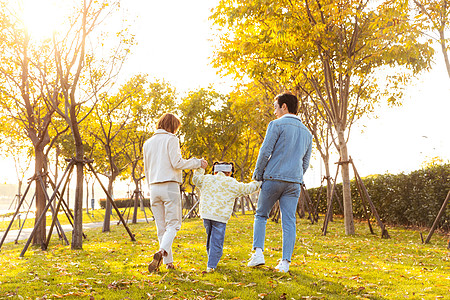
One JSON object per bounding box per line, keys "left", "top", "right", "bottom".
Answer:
{"left": 178, "top": 88, "right": 241, "bottom": 168}
{"left": 178, "top": 85, "right": 272, "bottom": 182}
{"left": 211, "top": 0, "right": 434, "bottom": 234}
{"left": 297, "top": 92, "right": 335, "bottom": 206}
{"left": 413, "top": 0, "right": 450, "bottom": 78}
{"left": 0, "top": 0, "right": 132, "bottom": 249}
{"left": 85, "top": 75, "right": 148, "bottom": 231}
{"left": 0, "top": 2, "right": 66, "bottom": 245}
{"left": 126, "top": 127, "right": 149, "bottom": 223}
{"left": 47, "top": 0, "right": 133, "bottom": 249}
{"left": 82, "top": 75, "right": 177, "bottom": 228}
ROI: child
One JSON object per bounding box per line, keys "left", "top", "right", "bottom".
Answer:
{"left": 193, "top": 162, "right": 261, "bottom": 272}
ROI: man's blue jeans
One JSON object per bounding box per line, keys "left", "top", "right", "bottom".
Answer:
{"left": 252, "top": 180, "right": 300, "bottom": 261}
{"left": 203, "top": 219, "right": 227, "bottom": 269}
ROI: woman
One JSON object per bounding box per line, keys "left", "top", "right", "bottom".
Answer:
{"left": 143, "top": 113, "right": 207, "bottom": 272}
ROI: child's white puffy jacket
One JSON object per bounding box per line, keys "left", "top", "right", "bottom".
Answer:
{"left": 193, "top": 168, "right": 261, "bottom": 223}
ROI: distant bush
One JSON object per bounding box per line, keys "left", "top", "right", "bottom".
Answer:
{"left": 308, "top": 163, "right": 450, "bottom": 230}
{"left": 99, "top": 198, "right": 150, "bottom": 209}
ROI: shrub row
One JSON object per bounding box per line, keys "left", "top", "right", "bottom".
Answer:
{"left": 99, "top": 198, "right": 150, "bottom": 209}
{"left": 307, "top": 163, "right": 450, "bottom": 230}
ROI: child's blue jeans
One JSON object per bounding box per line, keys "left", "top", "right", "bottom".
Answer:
{"left": 203, "top": 219, "right": 227, "bottom": 269}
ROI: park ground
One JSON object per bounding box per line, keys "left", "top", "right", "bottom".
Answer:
{"left": 0, "top": 212, "right": 449, "bottom": 299}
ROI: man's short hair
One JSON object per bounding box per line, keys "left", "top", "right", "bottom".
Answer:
{"left": 156, "top": 113, "right": 181, "bottom": 134}
{"left": 275, "top": 93, "right": 298, "bottom": 114}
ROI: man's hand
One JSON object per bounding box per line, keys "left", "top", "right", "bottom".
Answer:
{"left": 201, "top": 159, "right": 208, "bottom": 169}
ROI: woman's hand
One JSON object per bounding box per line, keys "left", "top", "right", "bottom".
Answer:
{"left": 201, "top": 159, "right": 208, "bottom": 169}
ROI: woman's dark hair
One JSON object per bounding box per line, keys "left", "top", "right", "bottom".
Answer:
{"left": 212, "top": 161, "right": 235, "bottom": 177}
{"left": 275, "top": 93, "right": 298, "bottom": 114}
{"left": 156, "top": 113, "right": 181, "bottom": 134}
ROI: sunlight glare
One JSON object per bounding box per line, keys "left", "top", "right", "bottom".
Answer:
{"left": 20, "top": 0, "right": 67, "bottom": 40}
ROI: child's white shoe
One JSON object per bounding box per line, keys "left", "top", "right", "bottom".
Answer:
{"left": 206, "top": 267, "right": 215, "bottom": 273}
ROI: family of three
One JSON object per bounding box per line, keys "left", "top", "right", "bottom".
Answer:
{"left": 142, "top": 92, "right": 313, "bottom": 273}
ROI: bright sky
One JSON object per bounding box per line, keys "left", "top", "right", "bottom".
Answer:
{"left": 1, "top": 0, "right": 449, "bottom": 189}
{"left": 121, "top": 0, "right": 450, "bottom": 188}
{"left": 311, "top": 61, "right": 450, "bottom": 187}
{"left": 118, "top": 0, "right": 230, "bottom": 94}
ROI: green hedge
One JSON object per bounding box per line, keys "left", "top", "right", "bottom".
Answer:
{"left": 307, "top": 164, "right": 450, "bottom": 230}
{"left": 99, "top": 198, "right": 150, "bottom": 209}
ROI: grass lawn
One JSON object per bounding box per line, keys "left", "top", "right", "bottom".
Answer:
{"left": 0, "top": 213, "right": 449, "bottom": 299}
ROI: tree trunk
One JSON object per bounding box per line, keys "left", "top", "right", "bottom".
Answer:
{"left": 439, "top": 29, "right": 450, "bottom": 79}
{"left": 55, "top": 144, "right": 60, "bottom": 183}
{"left": 16, "top": 180, "right": 23, "bottom": 210}
{"left": 139, "top": 181, "right": 144, "bottom": 212}
{"left": 320, "top": 153, "right": 332, "bottom": 209}
{"left": 71, "top": 112, "right": 84, "bottom": 249}
{"left": 33, "top": 147, "right": 46, "bottom": 246}
{"left": 336, "top": 126, "right": 355, "bottom": 235}
{"left": 298, "top": 195, "right": 306, "bottom": 218}
{"left": 132, "top": 179, "right": 139, "bottom": 224}
{"left": 320, "top": 153, "right": 333, "bottom": 220}
{"left": 66, "top": 183, "right": 70, "bottom": 208}
{"left": 326, "top": 170, "right": 332, "bottom": 208}
{"left": 102, "top": 176, "right": 114, "bottom": 232}
{"left": 72, "top": 160, "right": 84, "bottom": 249}
{"left": 85, "top": 177, "right": 90, "bottom": 214}
{"left": 92, "top": 182, "right": 95, "bottom": 210}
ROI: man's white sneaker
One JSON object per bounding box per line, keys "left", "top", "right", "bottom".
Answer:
{"left": 247, "top": 253, "right": 265, "bottom": 267}
{"left": 274, "top": 260, "right": 289, "bottom": 273}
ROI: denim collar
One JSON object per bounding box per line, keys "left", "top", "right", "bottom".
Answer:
{"left": 281, "top": 114, "right": 301, "bottom": 120}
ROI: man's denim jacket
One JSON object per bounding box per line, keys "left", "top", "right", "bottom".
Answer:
{"left": 252, "top": 114, "right": 312, "bottom": 184}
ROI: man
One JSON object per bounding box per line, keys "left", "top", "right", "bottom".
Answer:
{"left": 248, "top": 92, "right": 312, "bottom": 273}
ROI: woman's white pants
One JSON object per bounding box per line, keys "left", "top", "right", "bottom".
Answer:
{"left": 150, "top": 182, "right": 182, "bottom": 264}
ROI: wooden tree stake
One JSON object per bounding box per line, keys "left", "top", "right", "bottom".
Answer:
{"left": 424, "top": 190, "right": 450, "bottom": 244}
{"left": 350, "top": 157, "right": 390, "bottom": 239}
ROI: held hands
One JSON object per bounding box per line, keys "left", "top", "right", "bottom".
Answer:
{"left": 200, "top": 159, "right": 208, "bottom": 169}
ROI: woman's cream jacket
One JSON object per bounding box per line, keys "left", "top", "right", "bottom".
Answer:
{"left": 143, "top": 129, "right": 201, "bottom": 185}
